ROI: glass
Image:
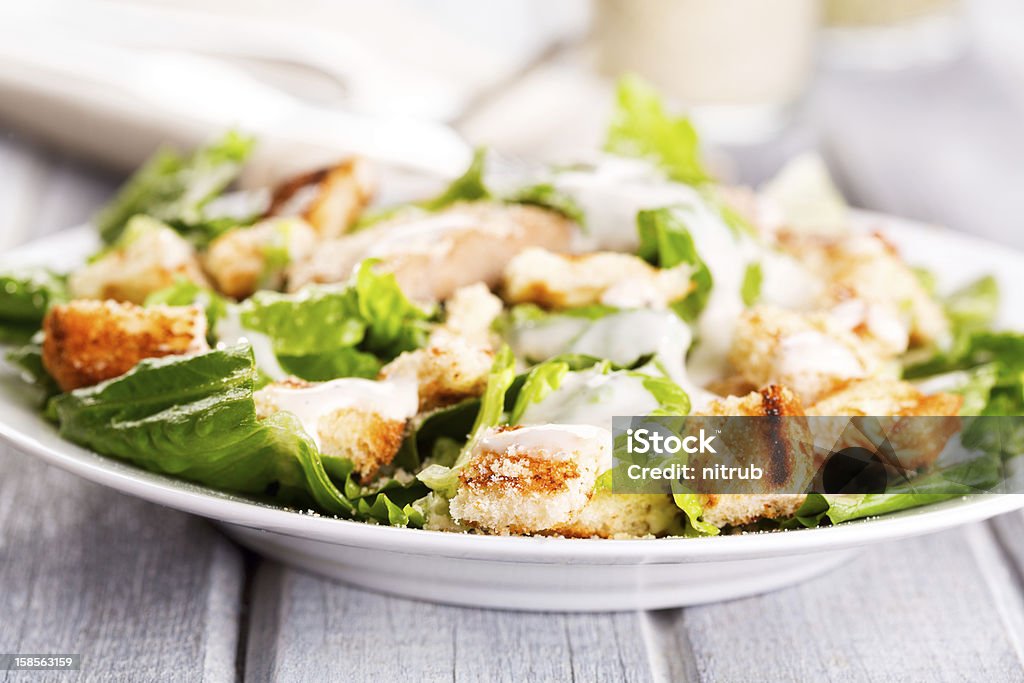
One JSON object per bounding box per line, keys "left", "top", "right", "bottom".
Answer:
{"left": 822, "top": 0, "right": 966, "bottom": 69}
{"left": 591, "top": 0, "right": 820, "bottom": 144}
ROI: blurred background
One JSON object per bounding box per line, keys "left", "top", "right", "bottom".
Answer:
{"left": 1, "top": 0, "right": 1022, "bottom": 249}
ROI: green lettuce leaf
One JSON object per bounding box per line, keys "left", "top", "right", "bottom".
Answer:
{"left": 823, "top": 454, "right": 1002, "bottom": 525}
{"left": 636, "top": 208, "right": 713, "bottom": 321}
{"left": 95, "top": 131, "right": 255, "bottom": 244}
{"left": 671, "top": 493, "right": 721, "bottom": 537}
{"left": 417, "top": 346, "right": 516, "bottom": 496}
{"left": 504, "top": 183, "right": 587, "bottom": 226}
{"left": 509, "top": 359, "right": 571, "bottom": 424}
{"left": 604, "top": 75, "right": 710, "bottom": 186}
{"left": 234, "top": 261, "right": 431, "bottom": 380}
{"left": 0, "top": 268, "right": 67, "bottom": 344}
{"left": 741, "top": 262, "right": 763, "bottom": 307}
{"left": 51, "top": 344, "right": 355, "bottom": 514}
{"left": 5, "top": 338, "right": 59, "bottom": 399}
{"left": 422, "top": 147, "right": 491, "bottom": 211}
{"left": 945, "top": 275, "right": 999, "bottom": 336}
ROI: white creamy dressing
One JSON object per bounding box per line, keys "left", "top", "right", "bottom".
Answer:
{"left": 506, "top": 309, "right": 716, "bottom": 411}
{"left": 548, "top": 157, "right": 757, "bottom": 384}
{"left": 599, "top": 264, "right": 693, "bottom": 309}
{"left": 256, "top": 376, "right": 419, "bottom": 449}
{"left": 828, "top": 299, "right": 910, "bottom": 355}
{"left": 777, "top": 331, "right": 865, "bottom": 379}
{"left": 216, "top": 308, "right": 289, "bottom": 381}
{"left": 759, "top": 249, "right": 824, "bottom": 310}
{"left": 505, "top": 315, "right": 593, "bottom": 362}
{"left": 472, "top": 422, "right": 614, "bottom": 484}
{"left": 477, "top": 423, "right": 611, "bottom": 466}
{"left": 519, "top": 367, "right": 662, "bottom": 429}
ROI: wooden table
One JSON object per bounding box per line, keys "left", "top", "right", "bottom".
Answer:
{"left": 4, "top": 10, "right": 1024, "bottom": 680}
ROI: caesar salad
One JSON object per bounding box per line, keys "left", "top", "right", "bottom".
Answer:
{"left": 1, "top": 77, "right": 1020, "bottom": 538}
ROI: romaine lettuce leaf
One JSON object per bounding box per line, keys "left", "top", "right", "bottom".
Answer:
{"left": 636, "top": 208, "right": 713, "bottom": 321}
{"left": 233, "top": 261, "right": 431, "bottom": 381}
{"left": 51, "top": 344, "right": 355, "bottom": 514}
{"left": 417, "top": 346, "right": 516, "bottom": 496}
{"left": 671, "top": 493, "right": 721, "bottom": 537}
{"left": 5, "top": 338, "right": 59, "bottom": 399}
{"left": 821, "top": 453, "right": 1002, "bottom": 525}
{"left": 421, "top": 147, "right": 492, "bottom": 211}
{"left": 945, "top": 275, "right": 999, "bottom": 336}
{"left": 504, "top": 183, "right": 587, "bottom": 226}
{"left": 94, "top": 131, "right": 255, "bottom": 244}
{"left": 0, "top": 268, "right": 67, "bottom": 344}
{"left": 784, "top": 453, "right": 1003, "bottom": 528}
{"left": 604, "top": 75, "right": 710, "bottom": 186}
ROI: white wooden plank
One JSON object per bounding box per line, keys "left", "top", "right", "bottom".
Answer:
{"left": 672, "top": 526, "right": 1024, "bottom": 682}
{"left": 245, "top": 563, "right": 654, "bottom": 683}
{"left": 0, "top": 446, "right": 245, "bottom": 682}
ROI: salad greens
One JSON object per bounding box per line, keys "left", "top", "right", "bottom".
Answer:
{"left": 0, "top": 268, "right": 67, "bottom": 343}
{"left": 94, "top": 131, "right": 255, "bottom": 245}
{"left": 605, "top": 75, "right": 710, "bottom": 186}
{"left": 234, "top": 261, "right": 432, "bottom": 381}
{"left": 636, "top": 208, "right": 714, "bottom": 321}
{"left": 53, "top": 345, "right": 354, "bottom": 513}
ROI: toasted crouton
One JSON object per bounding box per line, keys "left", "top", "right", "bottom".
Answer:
{"left": 378, "top": 338, "right": 494, "bottom": 412}
{"left": 502, "top": 248, "right": 694, "bottom": 310}
{"left": 730, "top": 305, "right": 890, "bottom": 404}
{"left": 438, "top": 283, "right": 503, "bottom": 349}
{"left": 287, "top": 202, "right": 576, "bottom": 302}
{"left": 807, "top": 378, "right": 963, "bottom": 469}
{"left": 700, "top": 494, "right": 808, "bottom": 528}
{"left": 43, "top": 300, "right": 208, "bottom": 391}
{"left": 69, "top": 218, "right": 209, "bottom": 304}
{"left": 449, "top": 424, "right": 609, "bottom": 535}
{"left": 267, "top": 158, "right": 374, "bottom": 238}
{"left": 203, "top": 218, "right": 317, "bottom": 298}
{"left": 254, "top": 376, "right": 418, "bottom": 482}
{"left": 552, "top": 492, "right": 679, "bottom": 538}
{"left": 317, "top": 408, "right": 406, "bottom": 481}
{"left": 697, "top": 384, "right": 806, "bottom": 418}
{"left": 780, "top": 231, "right": 949, "bottom": 346}
{"left": 695, "top": 385, "right": 815, "bottom": 528}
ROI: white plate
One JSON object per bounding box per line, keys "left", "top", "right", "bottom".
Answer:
{"left": 2, "top": 217, "right": 1023, "bottom": 612}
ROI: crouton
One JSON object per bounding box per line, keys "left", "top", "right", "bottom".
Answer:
{"left": 729, "top": 305, "right": 891, "bottom": 404}
{"left": 695, "top": 385, "right": 816, "bottom": 528}
{"left": 696, "top": 384, "right": 806, "bottom": 418}
{"left": 780, "top": 231, "right": 949, "bottom": 346}
{"left": 43, "top": 300, "right": 208, "bottom": 391}
{"left": 287, "top": 202, "right": 576, "bottom": 302}
{"left": 700, "top": 494, "right": 808, "bottom": 528}
{"left": 318, "top": 408, "right": 406, "bottom": 481}
{"left": 255, "top": 376, "right": 419, "bottom": 482}
{"left": 449, "top": 424, "right": 609, "bottom": 535}
{"left": 203, "top": 218, "right": 317, "bottom": 298}
{"left": 502, "top": 248, "right": 694, "bottom": 310}
{"left": 69, "top": 217, "right": 209, "bottom": 304}
{"left": 437, "top": 283, "right": 503, "bottom": 349}
{"left": 807, "top": 378, "right": 963, "bottom": 469}
{"left": 267, "top": 158, "right": 374, "bottom": 238}
{"left": 552, "top": 492, "right": 679, "bottom": 538}
{"left": 378, "top": 338, "right": 494, "bottom": 412}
